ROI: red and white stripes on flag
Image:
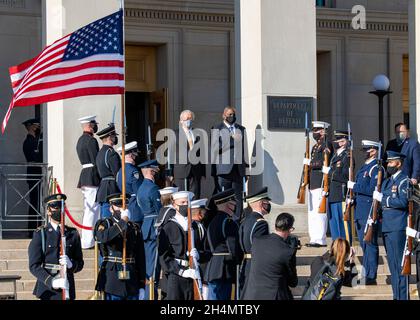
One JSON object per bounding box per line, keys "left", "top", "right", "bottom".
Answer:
{"left": 2, "top": 10, "right": 124, "bottom": 133}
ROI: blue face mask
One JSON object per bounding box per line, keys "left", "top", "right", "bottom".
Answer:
{"left": 183, "top": 120, "right": 192, "bottom": 129}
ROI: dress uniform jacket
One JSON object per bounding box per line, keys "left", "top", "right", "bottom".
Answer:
{"left": 380, "top": 172, "right": 410, "bottom": 233}
{"left": 204, "top": 211, "right": 241, "bottom": 283}
{"left": 76, "top": 132, "right": 100, "bottom": 188}
{"left": 353, "top": 159, "right": 383, "bottom": 221}
{"left": 95, "top": 145, "right": 121, "bottom": 203}
{"left": 192, "top": 220, "right": 211, "bottom": 280}
{"left": 309, "top": 141, "right": 332, "bottom": 190}
{"left": 385, "top": 138, "right": 420, "bottom": 180}
{"left": 94, "top": 216, "right": 146, "bottom": 297}
{"left": 28, "top": 223, "right": 84, "bottom": 300}
{"left": 238, "top": 211, "right": 269, "bottom": 294}
{"left": 23, "top": 134, "right": 42, "bottom": 163}
{"left": 158, "top": 217, "right": 195, "bottom": 300}
{"left": 328, "top": 149, "right": 353, "bottom": 203}
{"left": 242, "top": 233, "right": 297, "bottom": 300}
{"left": 117, "top": 163, "right": 144, "bottom": 224}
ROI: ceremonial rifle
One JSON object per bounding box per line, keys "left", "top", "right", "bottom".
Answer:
{"left": 297, "top": 112, "right": 310, "bottom": 204}
{"left": 146, "top": 125, "right": 153, "bottom": 161}
{"left": 60, "top": 198, "right": 70, "bottom": 300}
{"left": 402, "top": 182, "right": 414, "bottom": 275}
{"left": 364, "top": 143, "right": 383, "bottom": 243}
{"left": 343, "top": 122, "right": 354, "bottom": 222}
{"left": 318, "top": 131, "right": 330, "bottom": 214}
{"left": 187, "top": 195, "right": 203, "bottom": 300}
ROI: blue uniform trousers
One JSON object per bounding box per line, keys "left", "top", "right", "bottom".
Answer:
{"left": 328, "top": 201, "right": 352, "bottom": 244}
{"left": 355, "top": 219, "right": 379, "bottom": 280}
{"left": 144, "top": 239, "right": 159, "bottom": 300}
{"left": 207, "top": 280, "right": 232, "bottom": 300}
{"left": 383, "top": 230, "right": 409, "bottom": 300}
{"left": 105, "top": 293, "right": 138, "bottom": 300}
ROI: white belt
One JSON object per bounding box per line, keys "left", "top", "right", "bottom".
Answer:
{"left": 82, "top": 163, "right": 94, "bottom": 169}
{"left": 175, "top": 259, "right": 189, "bottom": 267}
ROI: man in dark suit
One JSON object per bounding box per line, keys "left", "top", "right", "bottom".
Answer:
{"left": 171, "top": 110, "right": 205, "bottom": 198}
{"left": 241, "top": 212, "right": 298, "bottom": 300}
{"left": 211, "top": 107, "right": 248, "bottom": 220}
{"left": 76, "top": 115, "right": 101, "bottom": 249}
{"left": 385, "top": 123, "right": 420, "bottom": 185}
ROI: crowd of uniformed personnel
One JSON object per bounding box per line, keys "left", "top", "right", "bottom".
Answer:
{"left": 25, "top": 109, "right": 420, "bottom": 301}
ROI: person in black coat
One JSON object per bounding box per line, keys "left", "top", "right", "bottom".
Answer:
{"left": 238, "top": 187, "right": 270, "bottom": 298}
{"left": 76, "top": 115, "right": 101, "bottom": 249}
{"left": 302, "top": 238, "right": 356, "bottom": 300}
{"left": 211, "top": 107, "right": 248, "bottom": 219}
{"left": 94, "top": 193, "right": 146, "bottom": 300}
{"left": 28, "top": 193, "right": 84, "bottom": 300}
{"left": 242, "top": 212, "right": 298, "bottom": 300}
{"left": 95, "top": 123, "right": 121, "bottom": 219}
{"left": 204, "top": 189, "right": 241, "bottom": 300}
{"left": 22, "top": 118, "right": 43, "bottom": 237}
{"left": 170, "top": 110, "right": 206, "bottom": 199}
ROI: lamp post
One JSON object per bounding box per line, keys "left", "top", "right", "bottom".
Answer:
{"left": 369, "top": 74, "right": 392, "bottom": 143}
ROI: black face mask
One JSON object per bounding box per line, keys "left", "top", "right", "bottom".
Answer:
{"left": 178, "top": 205, "right": 188, "bottom": 217}
{"left": 35, "top": 128, "right": 41, "bottom": 136}
{"left": 313, "top": 133, "right": 321, "bottom": 141}
{"left": 111, "top": 136, "right": 118, "bottom": 145}
{"left": 113, "top": 209, "right": 121, "bottom": 220}
{"left": 262, "top": 203, "right": 271, "bottom": 214}
{"left": 333, "top": 142, "right": 340, "bottom": 150}
{"left": 364, "top": 151, "right": 371, "bottom": 160}
{"left": 50, "top": 209, "right": 62, "bottom": 222}
{"left": 226, "top": 115, "right": 236, "bottom": 125}
{"left": 92, "top": 124, "right": 98, "bottom": 134}
{"left": 387, "top": 166, "right": 399, "bottom": 176}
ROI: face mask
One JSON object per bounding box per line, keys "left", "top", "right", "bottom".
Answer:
{"left": 387, "top": 166, "right": 399, "bottom": 176}
{"left": 178, "top": 205, "right": 188, "bottom": 217}
{"left": 262, "top": 202, "right": 271, "bottom": 214}
{"left": 50, "top": 209, "right": 62, "bottom": 222}
{"left": 92, "top": 124, "right": 98, "bottom": 133}
{"left": 333, "top": 142, "right": 340, "bottom": 150}
{"left": 112, "top": 209, "right": 121, "bottom": 220}
{"left": 363, "top": 150, "right": 372, "bottom": 160}
{"left": 226, "top": 115, "right": 236, "bottom": 125}
{"left": 111, "top": 135, "right": 118, "bottom": 145}
{"left": 183, "top": 120, "right": 192, "bottom": 129}
{"left": 396, "top": 132, "right": 407, "bottom": 145}
{"left": 35, "top": 128, "right": 41, "bottom": 136}
{"left": 312, "top": 133, "right": 321, "bottom": 141}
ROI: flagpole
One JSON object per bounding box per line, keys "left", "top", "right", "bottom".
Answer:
{"left": 120, "top": 0, "right": 126, "bottom": 208}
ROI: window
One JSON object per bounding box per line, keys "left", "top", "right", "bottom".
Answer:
{"left": 316, "top": 0, "right": 335, "bottom": 8}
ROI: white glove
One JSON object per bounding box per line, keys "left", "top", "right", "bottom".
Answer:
{"left": 373, "top": 190, "right": 383, "bottom": 202}
{"left": 406, "top": 227, "right": 419, "bottom": 239}
{"left": 52, "top": 277, "right": 69, "bottom": 290}
{"left": 188, "top": 248, "right": 200, "bottom": 261}
{"left": 59, "top": 255, "right": 73, "bottom": 269}
{"left": 322, "top": 166, "right": 331, "bottom": 175}
{"left": 345, "top": 198, "right": 353, "bottom": 205}
{"left": 367, "top": 217, "right": 374, "bottom": 226}
{"left": 181, "top": 268, "right": 199, "bottom": 279}
{"left": 303, "top": 158, "right": 311, "bottom": 166}
{"left": 347, "top": 181, "right": 355, "bottom": 189}
{"left": 321, "top": 190, "right": 328, "bottom": 197}
{"left": 121, "top": 208, "right": 131, "bottom": 220}
{"left": 138, "top": 288, "right": 145, "bottom": 300}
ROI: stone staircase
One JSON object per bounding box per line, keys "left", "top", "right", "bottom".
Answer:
{"left": 0, "top": 236, "right": 417, "bottom": 300}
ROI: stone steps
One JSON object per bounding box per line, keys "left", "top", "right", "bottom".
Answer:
{"left": 0, "top": 268, "right": 95, "bottom": 281}
{"left": 0, "top": 278, "right": 95, "bottom": 293}
{"left": 13, "top": 290, "right": 95, "bottom": 300}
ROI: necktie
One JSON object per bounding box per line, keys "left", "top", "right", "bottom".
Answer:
{"left": 187, "top": 131, "right": 193, "bottom": 150}
{"left": 229, "top": 126, "right": 234, "bottom": 136}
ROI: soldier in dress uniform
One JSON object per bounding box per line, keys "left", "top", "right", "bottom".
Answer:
{"left": 204, "top": 189, "right": 241, "bottom": 300}
{"left": 158, "top": 191, "right": 200, "bottom": 300}
{"left": 191, "top": 198, "right": 211, "bottom": 299}
{"left": 28, "top": 193, "right": 84, "bottom": 300}
{"left": 116, "top": 141, "right": 144, "bottom": 228}
{"left": 155, "top": 186, "right": 178, "bottom": 300}
{"left": 373, "top": 151, "right": 410, "bottom": 300}
{"left": 326, "top": 130, "right": 354, "bottom": 242}
{"left": 305, "top": 121, "right": 331, "bottom": 248}
{"left": 136, "top": 159, "right": 162, "bottom": 299}
{"left": 76, "top": 115, "right": 101, "bottom": 249}
{"left": 238, "top": 187, "right": 270, "bottom": 298}
{"left": 347, "top": 140, "right": 383, "bottom": 285}
{"left": 95, "top": 123, "right": 121, "bottom": 219}
{"left": 94, "top": 193, "right": 146, "bottom": 300}
{"left": 22, "top": 118, "right": 43, "bottom": 237}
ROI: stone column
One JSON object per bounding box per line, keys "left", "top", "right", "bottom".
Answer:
{"left": 235, "top": 0, "right": 317, "bottom": 231}
{"left": 409, "top": 0, "right": 420, "bottom": 139}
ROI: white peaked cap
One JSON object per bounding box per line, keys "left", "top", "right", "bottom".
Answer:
{"left": 159, "top": 187, "right": 179, "bottom": 195}
{"left": 117, "top": 141, "right": 138, "bottom": 153}
{"left": 172, "top": 191, "right": 194, "bottom": 201}
{"left": 312, "top": 121, "right": 330, "bottom": 129}
{"left": 191, "top": 199, "right": 208, "bottom": 209}
{"left": 78, "top": 115, "right": 97, "bottom": 123}
{"left": 361, "top": 140, "right": 382, "bottom": 148}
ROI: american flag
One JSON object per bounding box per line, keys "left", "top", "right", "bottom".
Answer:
{"left": 2, "top": 10, "right": 124, "bottom": 133}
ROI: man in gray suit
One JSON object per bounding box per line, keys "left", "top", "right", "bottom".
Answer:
{"left": 211, "top": 106, "right": 248, "bottom": 220}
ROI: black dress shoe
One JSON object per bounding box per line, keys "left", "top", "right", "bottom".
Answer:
{"left": 358, "top": 278, "right": 377, "bottom": 286}
{"left": 305, "top": 243, "right": 327, "bottom": 248}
